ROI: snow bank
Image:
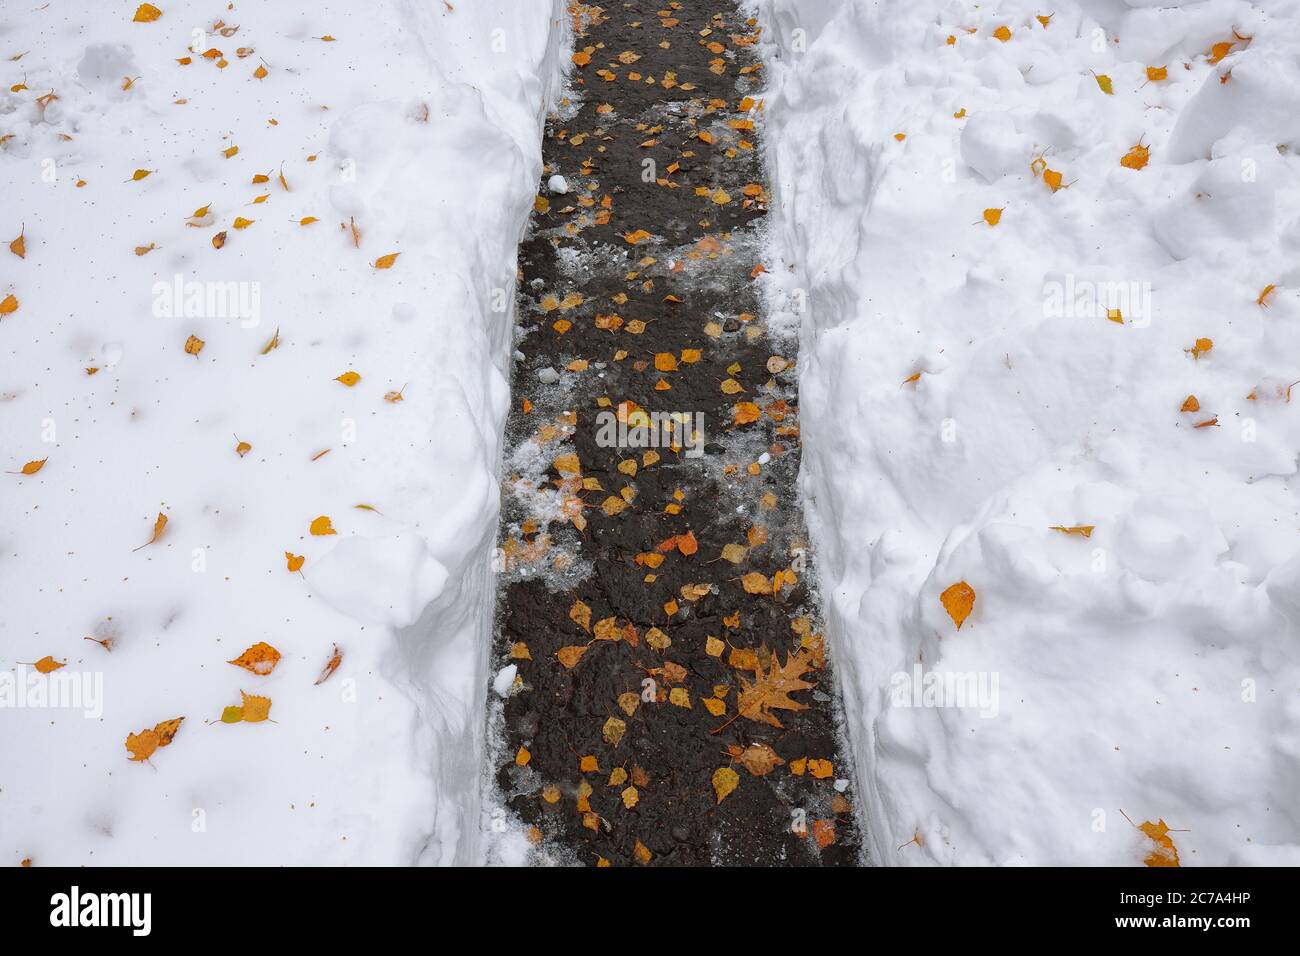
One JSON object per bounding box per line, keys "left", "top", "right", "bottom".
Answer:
{"left": 754, "top": 0, "right": 1300, "bottom": 864}
{"left": 0, "top": 0, "right": 565, "bottom": 865}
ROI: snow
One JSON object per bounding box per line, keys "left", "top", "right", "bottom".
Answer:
{"left": 753, "top": 0, "right": 1300, "bottom": 865}
{"left": 1, "top": 0, "right": 566, "bottom": 865}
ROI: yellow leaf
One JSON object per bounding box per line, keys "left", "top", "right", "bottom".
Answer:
{"left": 253, "top": 64, "right": 268, "bottom": 79}
{"left": 669, "top": 687, "right": 691, "bottom": 708}
{"left": 741, "top": 571, "right": 772, "bottom": 595}
{"left": 1094, "top": 73, "right": 1114, "bottom": 94}
{"left": 211, "top": 231, "right": 227, "bottom": 249}
{"left": 9, "top": 226, "right": 24, "bottom": 259}
{"left": 633, "top": 840, "right": 652, "bottom": 864}
{"left": 1188, "top": 337, "right": 1213, "bottom": 359}
{"left": 734, "top": 401, "right": 761, "bottom": 424}
{"left": 132, "top": 4, "right": 162, "bottom": 24}
{"left": 602, "top": 716, "right": 626, "bottom": 745}
{"left": 1146, "top": 65, "right": 1167, "bottom": 82}
{"left": 223, "top": 145, "right": 239, "bottom": 159}
{"left": 0, "top": 293, "right": 17, "bottom": 315}
{"left": 621, "top": 786, "right": 639, "bottom": 809}
{"left": 298, "top": 216, "right": 318, "bottom": 226}
{"left": 232, "top": 216, "right": 253, "bottom": 229}
{"left": 373, "top": 252, "right": 400, "bottom": 269}
{"left": 285, "top": 551, "right": 305, "bottom": 572}
{"left": 235, "top": 440, "right": 251, "bottom": 457}
{"left": 17, "top": 458, "right": 46, "bottom": 475}
{"left": 239, "top": 690, "right": 272, "bottom": 723}
{"left": 133, "top": 512, "right": 168, "bottom": 551}
{"left": 623, "top": 229, "right": 652, "bottom": 244}
{"left": 1049, "top": 525, "right": 1095, "bottom": 538}
{"left": 982, "top": 207, "right": 1003, "bottom": 226}
{"left": 940, "top": 581, "right": 976, "bottom": 629}
{"left": 335, "top": 371, "right": 361, "bottom": 386}
{"left": 309, "top": 515, "right": 335, "bottom": 536}
{"left": 720, "top": 543, "right": 748, "bottom": 564}
{"left": 183, "top": 334, "right": 204, "bottom": 355}
{"left": 712, "top": 766, "right": 740, "bottom": 803}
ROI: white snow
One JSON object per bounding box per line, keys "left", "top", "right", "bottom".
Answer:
{"left": 1, "top": 0, "right": 566, "bottom": 865}
{"left": 754, "top": 0, "right": 1300, "bottom": 865}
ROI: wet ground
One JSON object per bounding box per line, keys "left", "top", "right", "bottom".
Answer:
{"left": 488, "top": 0, "right": 862, "bottom": 866}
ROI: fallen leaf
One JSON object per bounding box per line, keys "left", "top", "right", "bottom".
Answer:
{"left": 227, "top": 641, "right": 281, "bottom": 676}
{"left": 132, "top": 3, "right": 162, "bottom": 23}
{"left": 940, "top": 581, "right": 976, "bottom": 629}
{"left": 309, "top": 515, "right": 335, "bottom": 535}
{"left": 314, "top": 643, "right": 343, "bottom": 685}
{"left": 132, "top": 512, "right": 168, "bottom": 551}
{"left": 712, "top": 766, "right": 740, "bottom": 803}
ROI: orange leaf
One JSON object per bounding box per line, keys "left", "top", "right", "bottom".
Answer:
{"left": 227, "top": 641, "right": 281, "bottom": 676}
{"left": 940, "top": 581, "right": 975, "bottom": 629}
{"left": 285, "top": 551, "right": 305, "bottom": 572}
{"left": 314, "top": 643, "right": 343, "bottom": 685}
{"left": 309, "top": 515, "right": 335, "bottom": 536}
{"left": 33, "top": 655, "right": 65, "bottom": 674}
{"left": 132, "top": 4, "right": 162, "bottom": 24}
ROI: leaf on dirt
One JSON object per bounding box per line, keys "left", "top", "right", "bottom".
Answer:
{"left": 557, "top": 645, "right": 588, "bottom": 669}
{"left": 732, "top": 742, "right": 784, "bottom": 775}
{"left": 734, "top": 649, "right": 815, "bottom": 729}
{"left": 712, "top": 766, "right": 740, "bottom": 803}
{"left": 595, "top": 717, "right": 624, "bottom": 751}
{"left": 570, "top": 599, "right": 592, "bottom": 632}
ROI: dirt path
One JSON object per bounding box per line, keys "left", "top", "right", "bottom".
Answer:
{"left": 489, "top": 0, "right": 861, "bottom": 866}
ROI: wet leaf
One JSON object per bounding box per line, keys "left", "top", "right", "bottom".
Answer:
{"left": 712, "top": 766, "right": 740, "bottom": 803}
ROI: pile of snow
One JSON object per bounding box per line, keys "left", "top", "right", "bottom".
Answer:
{"left": 0, "top": 1, "right": 565, "bottom": 864}
{"left": 754, "top": 0, "right": 1300, "bottom": 864}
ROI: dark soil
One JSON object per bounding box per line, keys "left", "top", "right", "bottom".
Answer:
{"left": 489, "top": 0, "right": 862, "bottom": 866}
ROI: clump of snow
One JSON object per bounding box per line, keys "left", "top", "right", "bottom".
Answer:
{"left": 754, "top": 0, "right": 1300, "bottom": 865}
{"left": 1, "top": 1, "right": 567, "bottom": 864}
